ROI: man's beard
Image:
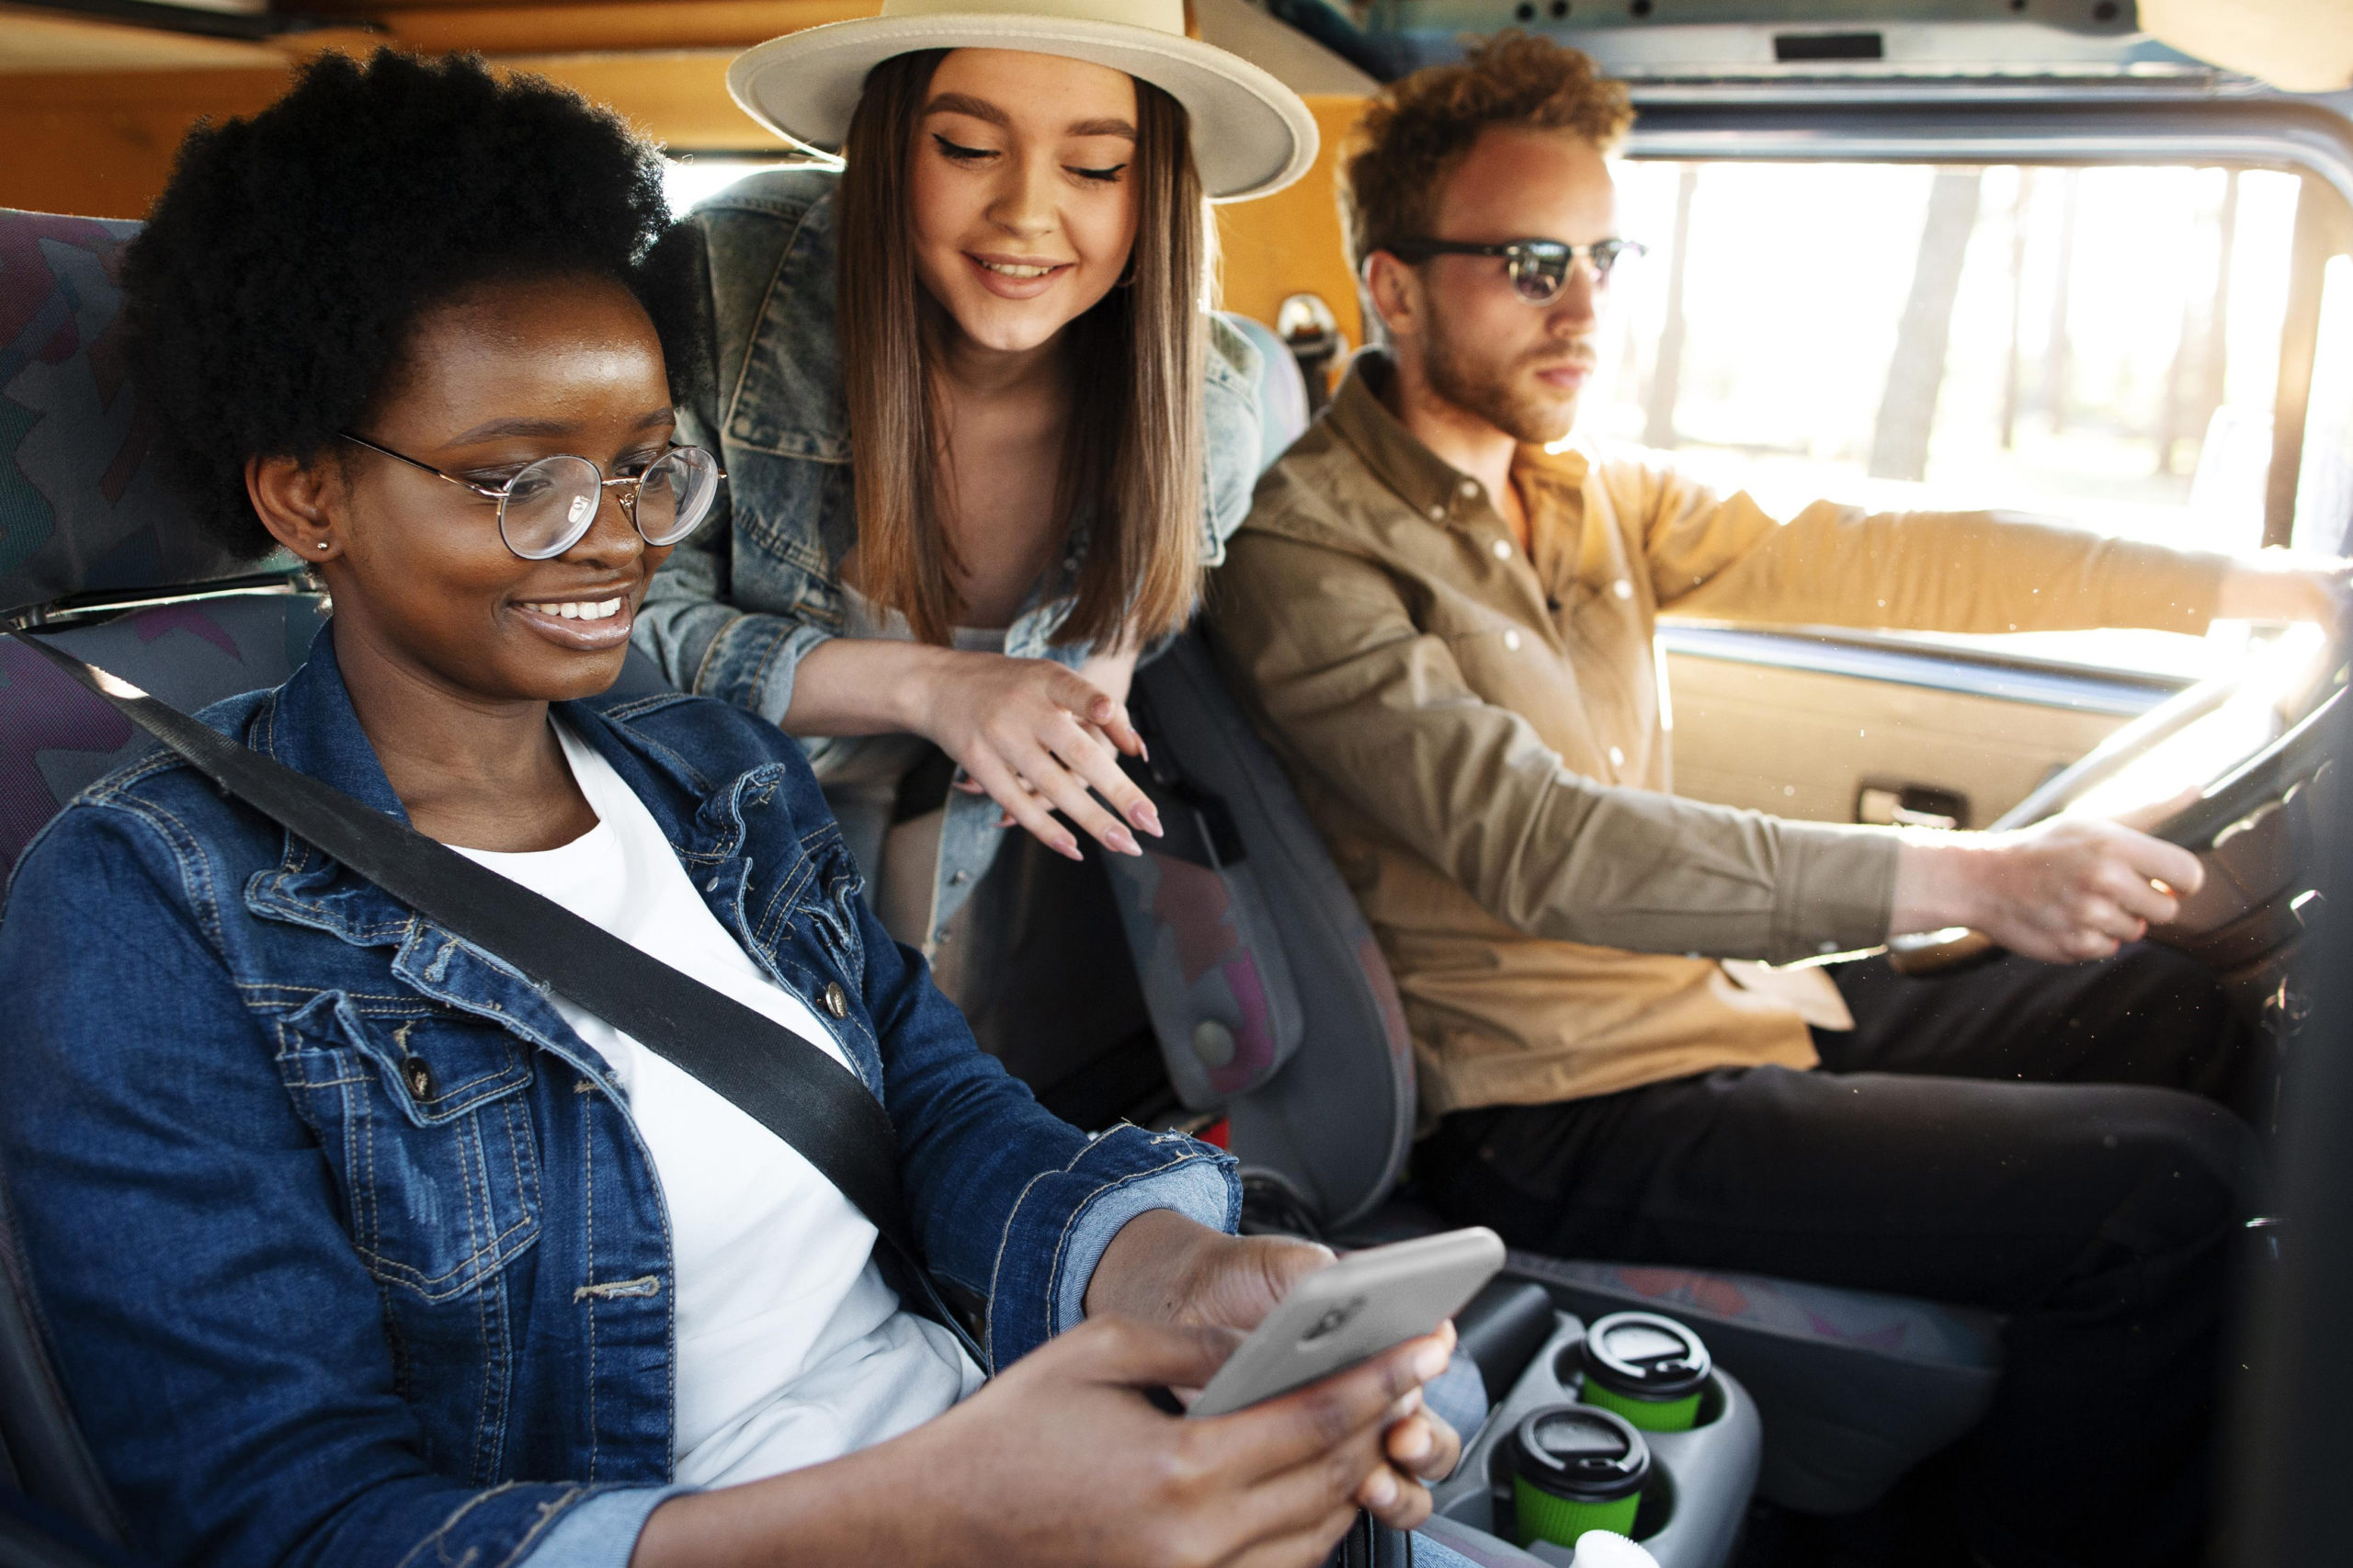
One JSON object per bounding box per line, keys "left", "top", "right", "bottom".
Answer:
{"left": 1421, "top": 308, "right": 1587, "bottom": 447}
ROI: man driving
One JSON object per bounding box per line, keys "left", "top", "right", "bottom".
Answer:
{"left": 1209, "top": 32, "right": 2347, "bottom": 1568}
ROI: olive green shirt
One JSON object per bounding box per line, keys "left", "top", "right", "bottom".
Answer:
{"left": 1209, "top": 355, "right": 2230, "bottom": 1119}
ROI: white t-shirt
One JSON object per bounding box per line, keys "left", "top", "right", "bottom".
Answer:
{"left": 452, "top": 723, "right": 983, "bottom": 1487}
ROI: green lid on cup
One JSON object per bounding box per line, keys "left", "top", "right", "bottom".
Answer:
{"left": 1580, "top": 1312, "right": 1711, "bottom": 1407}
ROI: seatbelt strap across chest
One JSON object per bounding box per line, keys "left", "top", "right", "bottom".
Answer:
{"left": 11, "top": 631, "right": 984, "bottom": 1369}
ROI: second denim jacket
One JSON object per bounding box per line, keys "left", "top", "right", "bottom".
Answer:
{"left": 0, "top": 633, "right": 1237, "bottom": 1568}
{"left": 634, "top": 167, "right": 1267, "bottom": 940}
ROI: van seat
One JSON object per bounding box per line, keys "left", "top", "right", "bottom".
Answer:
{"left": 1219, "top": 312, "right": 1313, "bottom": 467}
{"left": 0, "top": 597, "right": 329, "bottom": 876}
{"left": 2, "top": 213, "right": 260, "bottom": 619}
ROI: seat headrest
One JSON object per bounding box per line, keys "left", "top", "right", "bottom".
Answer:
{"left": 1, "top": 209, "right": 262, "bottom": 621}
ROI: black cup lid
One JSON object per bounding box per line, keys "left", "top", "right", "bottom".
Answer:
{"left": 1511, "top": 1404, "right": 1650, "bottom": 1502}
{"left": 1579, "top": 1312, "right": 1711, "bottom": 1401}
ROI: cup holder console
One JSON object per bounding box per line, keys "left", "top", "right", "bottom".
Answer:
{"left": 1431, "top": 1312, "right": 1761, "bottom": 1568}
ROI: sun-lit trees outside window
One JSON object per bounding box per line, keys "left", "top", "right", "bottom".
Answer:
{"left": 1583, "top": 160, "right": 2321, "bottom": 678}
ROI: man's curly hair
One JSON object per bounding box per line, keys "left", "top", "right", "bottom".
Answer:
{"left": 123, "top": 49, "right": 702, "bottom": 561}
{"left": 1341, "top": 31, "right": 1634, "bottom": 273}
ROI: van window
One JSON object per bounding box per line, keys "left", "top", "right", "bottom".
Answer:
{"left": 2298, "top": 254, "right": 2353, "bottom": 555}
{"left": 1588, "top": 160, "right": 2329, "bottom": 679}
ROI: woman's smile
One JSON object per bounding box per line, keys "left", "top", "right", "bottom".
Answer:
{"left": 964, "top": 249, "right": 1076, "bottom": 298}
{"left": 512, "top": 590, "right": 637, "bottom": 651}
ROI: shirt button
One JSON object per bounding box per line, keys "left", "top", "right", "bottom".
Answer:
{"left": 404, "top": 1059, "right": 434, "bottom": 1100}
{"left": 949, "top": 869, "right": 971, "bottom": 887}
{"left": 1459, "top": 480, "right": 1480, "bottom": 499}
{"left": 1427, "top": 504, "right": 1447, "bottom": 521}
{"left": 1613, "top": 578, "right": 1634, "bottom": 600}
{"left": 1503, "top": 631, "right": 1522, "bottom": 652}
{"left": 1492, "top": 539, "right": 1513, "bottom": 560}
{"left": 1608, "top": 745, "right": 1627, "bottom": 768}
{"left": 822, "top": 982, "right": 849, "bottom": 1019}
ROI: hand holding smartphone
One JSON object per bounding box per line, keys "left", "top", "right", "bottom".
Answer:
{"left": 1187, "top": 1227, "right": 1506, "bottom": 1418}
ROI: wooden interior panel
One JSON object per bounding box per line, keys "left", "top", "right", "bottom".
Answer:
{"left": 0, "top": 64, "right": 301, "bottom": 216}
{"left": 0, "top": 0, "right": 865, "bottom": 216}
{"left": 0, "top": 10, "right": 285, "bottom": 72}
{"left": 0, "top": 46, "right": 810, "bottom": 217}
{"left": 362, "top": 0, "right": 870, "bottom": 54}
{"left": 1214, "top": 93, "right": 1367, "bottom": 346}
{"left": 1664, "top": 650, "right": 2130, "bottom": 829}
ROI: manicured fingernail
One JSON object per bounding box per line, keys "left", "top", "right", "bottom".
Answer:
{"left": 996, "top": 812, "right": 1016, "bottom": 829}
{"left": 1138, "top": 739, "right": 1151, "bottom": 763}
{"left": 1387, "top": 1388, "right": 1423, "bottom": 1423}
{"left": 1108, "top": 827, "right": 1141, "bottom": 857}
{"left": 1415, "top": 1341, "right": 1450, "bottom": 1382}
{"left": 1058, "top": 836, "right": 1084, "bottom": 862}
{"left": 1131, "top": 801, "right": 1163, "bottom": 836}
{"left": 1394, "top": 1420, "right": 1433, "bottom": 1461}
{"left": 1363, "top": 1470, "right": 1400, "bottom": 1509}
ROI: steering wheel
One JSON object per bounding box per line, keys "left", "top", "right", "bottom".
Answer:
{"left": 1887, "top": 618, "right": 2347, "bottom": 976}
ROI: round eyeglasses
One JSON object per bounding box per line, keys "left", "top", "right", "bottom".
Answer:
{"left": 338, "top": 432, "right": 724, "bottom": 561}
{"left": 1383, "top": 237, "right": 1647, "bottom": 305}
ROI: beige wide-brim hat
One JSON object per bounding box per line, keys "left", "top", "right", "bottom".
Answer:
{"left": 728, "top": 0, "right": 1318, "bottom": 202}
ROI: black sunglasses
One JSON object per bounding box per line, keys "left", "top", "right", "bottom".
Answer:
{"left": 1383, "top": 237, "right": 1647, "bottom": 304}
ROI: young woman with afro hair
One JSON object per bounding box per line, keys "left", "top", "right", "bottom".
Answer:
{"left": 0, "top": 49, "right": 1470, "bottom": 1568}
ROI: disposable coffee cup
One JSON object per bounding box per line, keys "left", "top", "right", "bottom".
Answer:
{"left": 1507, "top": 1403, "right": 1650, "bottom": 1548}
{"left": 1575, "top": 1312, "right": 1711, "bottom": 1433}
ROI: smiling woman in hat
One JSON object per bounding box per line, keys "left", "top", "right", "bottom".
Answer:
{"left": 634, "top": 0, "right": 1316, "bottom": 949}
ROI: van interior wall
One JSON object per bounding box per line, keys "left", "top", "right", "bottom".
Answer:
{"left": 0, "top": 51, "right": 782, "bottom": 217}
{"left": 1215, "top": 93, "right": 1369, "bottom": 351}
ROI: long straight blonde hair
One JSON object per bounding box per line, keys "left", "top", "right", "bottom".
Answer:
{"left": 836, "top": 49, "right": 1208, "bottom": 650}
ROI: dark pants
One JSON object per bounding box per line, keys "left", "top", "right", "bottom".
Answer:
{"left": 1420, "top": 944, "right": 2264, "bottom": 1568}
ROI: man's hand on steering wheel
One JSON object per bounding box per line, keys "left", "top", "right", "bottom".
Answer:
{"left": 1883, "top": 553, "right": 2349, "bottom": 970}
{"left": 1891, "top": 817, "right": 2208, "bottom": 965}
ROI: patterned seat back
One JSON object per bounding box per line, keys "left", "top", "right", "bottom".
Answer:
{"left": 2, "top": 207, "right": 327, "bottom": 883}
{"left": 2, "top": 210, "right": 272, "bottom": 621}
{"left": 0, "top": 596, "right": 333, "bottom": 878}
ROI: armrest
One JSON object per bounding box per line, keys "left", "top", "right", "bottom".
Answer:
{"left": 1453, "top": 1279, "right": 1558, "bottom": 1403}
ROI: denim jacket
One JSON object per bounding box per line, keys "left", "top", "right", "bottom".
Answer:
{"left": 0, "top": 634, "right": 1237, "bottom": 1568}
{"left": 634, "top": 167, "right": 1267, "bottom": 941}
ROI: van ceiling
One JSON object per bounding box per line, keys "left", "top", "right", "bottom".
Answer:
{"left": 0, "top": 0, "right": 1373, "bottom": 82}
{"left": 0, "top": 1, "right": 2346, "bottom": 91}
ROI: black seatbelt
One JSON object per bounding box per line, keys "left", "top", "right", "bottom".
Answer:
{"left": 11, "top": 632, "right": 983, "bottom": 1369}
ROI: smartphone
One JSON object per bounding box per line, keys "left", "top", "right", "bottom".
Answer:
{"left": 1187, "top": 1227, "right": 1506, "bottom": 1419}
